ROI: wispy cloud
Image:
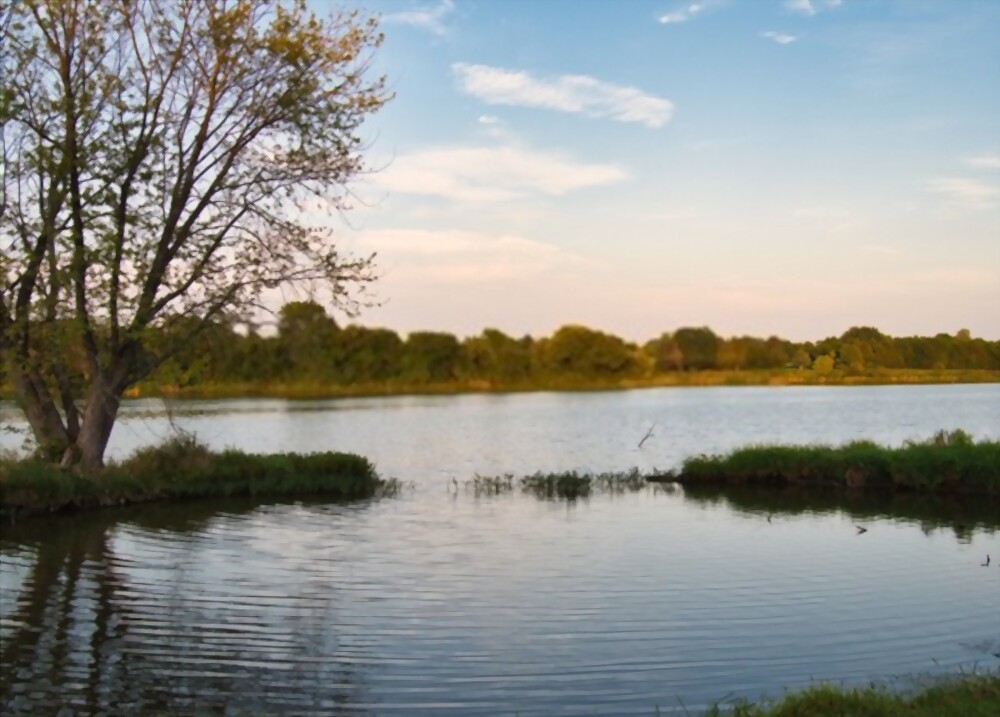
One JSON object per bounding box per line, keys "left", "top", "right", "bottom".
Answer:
{"left": 966, "top": 154, "right": 1000, "bottom": 170}
{"left": 383, "top": 0, "right": 454, "bottom": 36}
{"left": 375, "top": 145, "right": 628, "bottom": 203}
{"left": 761, "top": 31, "right": 797, "bottom": 44}
{"left": 452, "top": 63, "right": 673, "bottom": 128}
{"left": 359, "top": 229, "right": 590, "bottom": 285}
{"left": 658, "top": 2, "right": 707, "bottom": 24}
{"left": 861, "top": 244, "right": 903, "bottom": 257}
{"left": 785, "top": 0, "right": 841, "bottom": 17}
{"left": 927, "top": 177, "right": 1000, "bottom": 208}
{"left": 478, "top": 115, "right": 501, "bottom": 125}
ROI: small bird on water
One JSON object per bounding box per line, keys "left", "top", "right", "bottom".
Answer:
{"left": 982, "top": 554, "right": 991, "bottom": 567}
{"left": 855, "top": 525, "right": 868, "bottom": 535}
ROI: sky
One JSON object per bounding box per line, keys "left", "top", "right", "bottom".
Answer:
{"left": 309, "top": 0, "right": 1000, "bottom": 342}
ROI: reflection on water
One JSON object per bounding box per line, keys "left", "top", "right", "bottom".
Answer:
{"left": 3, "top": 385, "right": 999, "bottom": 714}
{"left": 681, "top": 485, "right": 1000, "bottom": 542}
{"left": 3, "top": 488, "right": 999, "bottom": 715}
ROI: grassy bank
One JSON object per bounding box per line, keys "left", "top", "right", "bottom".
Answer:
{"left": 0, "top": 436, "right": 397, "bottom": 518}
{"left": 75, "top": 367, "right": 998, "bottom": 401}
{"left": 672, "top": 430, "right": 1000, "bottom": 495}
{"left": 697, "top": 671, "right": 1000, "bottom": 717}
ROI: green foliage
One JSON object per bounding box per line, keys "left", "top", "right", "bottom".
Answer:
{"left": 276, "top": 301, "right": 341, "bottom": 381}
{"left": 679, "top": 432, "right": 1000, "bottom": 494}
{"left": 402, "top": 331, "right": 462, "bottom": 382}
{"left": 24, "top": 307, "right": 1000, "bottom": 400}
{"left": 541, "top": 325, "right": 640, "bottom": 377}
{"left": 702, "top": 672, "right": 1000, "bottom": 717}
{"left": 673, "top": 326, "right": 721, "bottom": 370}
{"left": 461, "top": 329, "right": 533, "bottom": 383}
{"left": 0, "top": 435, "right": 393, "bottom": 518}
{"left": 2, "top": 0, "right": 389, "bottom": 468}
{"left": 812, "top": 354, "right": 835, "bottom": 374}
{"left": 468, "top": 469, "right": 650, "bottom": 500}
{"left": 521, "top": 471, "right": 593, "bottom": 498}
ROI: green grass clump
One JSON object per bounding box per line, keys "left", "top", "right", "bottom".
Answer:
{"left": 521, "top": 471, "right": 593, "bottom": 499}
{"left": 0, "top": 435, "right": 395, "bottom": 518}
{"left": 469, "top": 474, "right": 516, "bottom": 495}
{"left": 679, "top": 430, "right": 1000, "bottom": 495}
{"left": 467, "top": 469, "right": 651, "bottom": 499}
{"left": 700, "top": 672, "right": 1000, "bottom": 717}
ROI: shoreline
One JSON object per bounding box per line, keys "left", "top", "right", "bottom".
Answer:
{"left": 95, "top": 368, "right": 1000, "bottom": 401}
{"left": 2, "top": 370, "right": 998, "bottom": 405}
{"left": 0, "top": 437, "right": 397, "bottom": 520}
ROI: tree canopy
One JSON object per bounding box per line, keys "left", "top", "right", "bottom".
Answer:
{"left": 126, "top": 301, "right": 1000, "bottom": 395}
{"left": 1, "top": 0, "right": 389, "bottom": 468}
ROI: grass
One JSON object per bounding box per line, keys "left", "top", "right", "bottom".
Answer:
{"left": 0, "top": 435, "right": 398, "bottom": 518}
{"left": 468, "top": 468, "right": 649, "bottom": 499}
{"left": 676, "top": 430, "right": 1000, "bottom": 495}
{"left": 696, "top": 671, "right": 1000, "bottom": 717}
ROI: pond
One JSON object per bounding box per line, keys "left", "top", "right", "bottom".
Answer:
{"left": 2, "top": 384, "right": 999, "bottom": 715}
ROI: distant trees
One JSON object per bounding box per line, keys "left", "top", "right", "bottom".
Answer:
{"left": 672, "top": 327, "right": 721, "bottom": 370}
{"left": 401, "top": 332, "right": 461, "bottom": 383}
{"left": 43, "top": 302, "right": 995, "bottom": 393}
{"left": 277, "top": 302, "right": 341, "bottom": 381}
{"left": 540, "top": 325, "right": 639, "bottom": 377}
{"left": 462, "top": 329, "right": 532, "bottom": 383}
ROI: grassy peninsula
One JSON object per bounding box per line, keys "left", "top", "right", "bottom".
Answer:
{"left": 0, "top": 436, "right": 397, "bottom": 519}
{"left": 669, "top": 430, "right": 1000, "bottom": 495}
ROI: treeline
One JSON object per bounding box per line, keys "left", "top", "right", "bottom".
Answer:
{"left": 142, "top": 301, "right": 1000, "bottom": 390}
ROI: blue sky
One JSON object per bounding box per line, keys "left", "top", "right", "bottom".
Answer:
{"left": 315, "top": 0, "right": 999, "bottom": 341}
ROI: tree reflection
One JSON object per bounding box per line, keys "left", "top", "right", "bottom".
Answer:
{"left": 680, "top": 484, "right": 1000, "bottom": 541}
{"left": 1, "top": 499, "right": 374, "bottom": 715}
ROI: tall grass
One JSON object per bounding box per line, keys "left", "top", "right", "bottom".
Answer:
{"left": 678, "top": 430, "right": 1000, "bottom": 495}
{"left": 698, "top": 671, "right": 1000, "bottom": 717}
{"left": 0, "top": 435, "right": 397, "bottom": 518}
{"left": 468, "top": 468, "right": 649, "bottom": 499}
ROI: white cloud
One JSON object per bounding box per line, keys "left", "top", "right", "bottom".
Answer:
{"left": 927, "top": 177, "right": 1000, "bottom": 208}
{"left": 383, "top": 0, "right": 454, "bottom": 36}
{"left": 659, "top": 3, "right": 701, "bottom": 24}
{"left": 762, "top": 31, "right": 797, "bottom": 44}
{"left": 359, "top": 229, "right": 589, "bottom": 284}
{"left": 785, "top": 0, "right": 841, "bottom": 16}
{"left": 966, "top": 154, "right": 1000, "bottom": 170}
{"left": 785, "top": 0, "right": 816, "bottom": 15}
{"left": 478, "top": 115, "right": 501, "bottom": 125}
{"left": 375, "top": 145, "right": 628, "bottom": 203}
{"left": 451, "top": 63, "right": 673, "bottom": 128}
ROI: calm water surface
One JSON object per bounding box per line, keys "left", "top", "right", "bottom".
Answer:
{"left": 2, "top": 385, "right": 999, "bottom": 715}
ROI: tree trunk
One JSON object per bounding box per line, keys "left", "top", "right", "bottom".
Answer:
{"left": 10, "top": 365, "right": 71, "bottom": 462}
{"left": 11, "top": 357, "right": 129, "bottom": 471}
{"left": 76, "top": 379, "right": 124, "bottom": 472}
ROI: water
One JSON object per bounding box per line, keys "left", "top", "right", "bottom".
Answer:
{"left": 2, "top": 384, "right": 1000, "bottom": 715}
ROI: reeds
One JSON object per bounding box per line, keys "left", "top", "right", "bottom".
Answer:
{"left": 0, "top": 435, "right": 397, "bottom": 518}
{"left": 678, "top": 430, "right": 1000, "bottom": 495}
{"left": 467, "top": 468, "right": 650, "bottom": 499}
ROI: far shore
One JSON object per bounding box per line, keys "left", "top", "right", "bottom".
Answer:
{"left": 2, "top": 370, "right": 998, "bottom": 406}
{"left": 15, "top": 368, "right": 993, "bottom": 403}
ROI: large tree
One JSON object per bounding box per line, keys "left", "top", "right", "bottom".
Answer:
{"left": 0, "top": 0, "right": 389, "bottom": 468}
